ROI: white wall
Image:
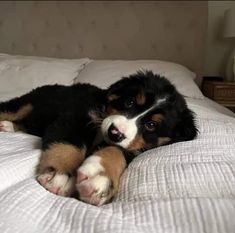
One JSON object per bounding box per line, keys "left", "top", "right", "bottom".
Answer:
{"left": 205, "top": 1, "right": 235, "bottom": 78}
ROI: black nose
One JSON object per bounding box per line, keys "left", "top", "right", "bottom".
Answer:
{"left": 108, "top": 124, "right": 125, "bottom": 143}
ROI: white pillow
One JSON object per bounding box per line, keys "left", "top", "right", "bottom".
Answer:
{"left": 0, "top": 53, "right": 91, "bottom": 100}
{"left": 75, "top": 60, "right": 204, "bottom": 99}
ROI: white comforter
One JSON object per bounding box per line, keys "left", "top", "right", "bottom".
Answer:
{"left": 0, "top": 98, "right": 234, "bottom": 233}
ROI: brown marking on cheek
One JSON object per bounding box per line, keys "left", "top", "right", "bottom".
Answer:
{"left": 107, "top": 94, "right": 119, "bottom": 102}
{"left": 136, "top": 91, "right": 146, "bottom": 105}
{"left": 151, "top": 114, "right": 164, "bottom": 123}
{"left": 157, "top": 137, "right": 171, "bottom": 146}
{"left": 38, "top": 143, "right": 86, "bottom": 174}
{"left": 106, "top": 106, "right": 120, "bottom": 115}
{"left": 0, "top": 104, "right": 33, "bottom": 121}
{"left": 127, "top": 134, "right": 148, "bottom": 151}
{"left": 95, "top": 146, "right": 126, "bottom": 193}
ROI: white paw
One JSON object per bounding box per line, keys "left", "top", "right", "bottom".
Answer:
{"left": 37, "top": 170, "right": 75, "bottom": 197}
{"left": 0, "top": 121, "right": 15, "bottom": 132}
{"left": 76, "top": 155, "right": 114, "bottom": 206}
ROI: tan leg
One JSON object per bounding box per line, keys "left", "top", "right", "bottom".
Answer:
{"left": 76, "top": 146, "right": 126, "bottom": 206}
{"left": 37, "top": 143, "right": 86, "bottom": 197}
{"left": 0, "top": 104, "right": 33, "bottom": 132}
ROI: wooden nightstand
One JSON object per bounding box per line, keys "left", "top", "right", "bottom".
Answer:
{"left": 202, "top": 81, "right": 235, "bottom": 111}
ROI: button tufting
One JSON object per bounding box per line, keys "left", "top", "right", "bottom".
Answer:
{"left": 78, "top": 45, "right": 84, "bottom": 52}
{"left": 188, "top": 19, "right": 196, "bottom": 29}
{"left": 153, "top": 2, "right": 159, "bottom": 7}
{"left": 56, "top": 1, "right": 60, "bottom": 8}
{"left": 0, "top": 1, "right": 205, "bottom": 76}
{"left": 56, "top": 44, "right": 61, "bottom": 51}
{"left": 102, "top": 45, "right": 107, "bottom": 51}
{"left": 67, "top": 20, "right": 72, "bottom": 29}
{"left": 127, "top": 44, "right": 132, "bottom": 51}
{"left": 163, "top": 21, "right": 171, "bottom": 29}
{"left": 151, "top": 44, "right": 157, "bottom": 51}
{"left": 33, "top": 1, "right": 38, "bottom": 7}
{"left": 18, "top": 20, "right": 24, "bottom": 28}
{"left": 176, "top": 43, "right": 183, "bottom": 52}
{"left": 11, "top": 42, "right": 16, "bottom": 51}
{"left": 31, "top": 43, "right": 37, "bottom": 51}
{"left": 114, "top": 21, "right": 119, "bottom": 29}
{"left": 91, "top": 20, "right": 96, "bottom": 28}
{"left": 138, "top": 24, "right": 142, "bottom": 33}
{"left": 103, "top": 2, "right": 110, "bottom": 8}
{"left": 45, "top": 20, "right": 50, "bottom": 27}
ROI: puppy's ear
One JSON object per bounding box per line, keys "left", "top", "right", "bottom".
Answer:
{"left": 106, "top": 78, "right": 129, "bottom": 97}
{"left": 172, "top": 109, "right": 198, "bottom": 143}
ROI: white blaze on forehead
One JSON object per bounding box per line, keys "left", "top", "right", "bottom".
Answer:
{"left": 101, "top": 96, "right": 167, "bottom": 148}
{"left": 156, "top": 97, "right": 167, "bottom": 105}
{"left": 132, "top": 97, "right": 167, "bottom": 121}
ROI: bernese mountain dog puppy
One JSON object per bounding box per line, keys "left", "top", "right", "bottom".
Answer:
{"left": 0, "top": 71, "right": 197, "bottom": 206}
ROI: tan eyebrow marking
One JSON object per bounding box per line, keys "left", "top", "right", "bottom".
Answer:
{"left": 151, "top": 114, "right": 164, "bottom": 123}
{"left": 106, "top": 106, "right": 120, "bottom": 115}
{"left": 157, "top": 137, "right": 171, "bottom": 146}
{"left": 127, "top": 134, "right": 147, "bottom": 151}
{"left": 136, "top": 91, "right": 146, "bottom": 105}
{"left": 107, "top": 94, "right": 119, "bottom": 102}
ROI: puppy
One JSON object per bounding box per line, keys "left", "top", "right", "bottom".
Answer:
{"left": 0, "top": 71, "right": 197, "bottom": 206}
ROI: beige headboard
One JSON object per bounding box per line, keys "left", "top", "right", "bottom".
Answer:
{"left": 0, "top": 1, "right": 207, "bottom": 77}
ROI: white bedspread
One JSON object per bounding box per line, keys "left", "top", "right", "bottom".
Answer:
{"left": 0, "top": 98, "right": 234, "bottom": 233}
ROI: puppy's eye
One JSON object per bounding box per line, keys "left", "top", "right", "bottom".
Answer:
{"left": 144, "top": 121, "right": 157, "bottom": 132}
{"left": 124, "top": 98, "right": 135, "bottom": 109}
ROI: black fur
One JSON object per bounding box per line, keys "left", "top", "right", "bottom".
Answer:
{"left": 0, "top": 71, "right": 198, "bottom": 162}
{"left": 0, "top": 84, "right": 106, "bottom": 150}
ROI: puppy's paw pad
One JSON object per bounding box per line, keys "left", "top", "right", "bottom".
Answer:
{"left": 37, "top": 171, "right": 75, "bottom": 197}
{"left": 37, "top": 171, "right": 54, "bottom": 186}
{"left": 76, "top": 156, "right": 114, "bottom": 206}
{"left": 78, "top": 182, "right": 95, "bottom": 197}
{"left": 77, "top": 173, "right": 112, "bottom": 206}
{"left": 77, "top": 171, "right": 88, "bottom": 183}
{"left": 0, "top": 121, "right": 14, "bottom": 132}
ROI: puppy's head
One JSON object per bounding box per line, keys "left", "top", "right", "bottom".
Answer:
{"left": 96, "top": 71, "right": 197, "bottom": 153}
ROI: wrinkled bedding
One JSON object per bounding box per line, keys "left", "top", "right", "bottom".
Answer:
{"left": 0, "top": 98, "right": 234, "bottom": 233}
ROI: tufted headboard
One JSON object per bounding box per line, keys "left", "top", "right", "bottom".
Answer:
{"left": 0, "top": 1, "right": 207, "bottom": 77}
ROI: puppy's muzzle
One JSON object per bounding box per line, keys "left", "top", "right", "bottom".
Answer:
{"left": 108, "top": 124, "right": 126, "bottom": 143}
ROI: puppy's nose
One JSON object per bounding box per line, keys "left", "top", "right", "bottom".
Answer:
{"left": 108, "top": 124, "right": 125, "bottom": 143}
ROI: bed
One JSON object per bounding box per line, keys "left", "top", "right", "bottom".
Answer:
{"left": 0, "top": 2, "right": 235, "bottom": 233}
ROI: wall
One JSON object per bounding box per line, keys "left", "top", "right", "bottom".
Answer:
{"left": 205, "top": 1, "right": 235, "bottom": 78}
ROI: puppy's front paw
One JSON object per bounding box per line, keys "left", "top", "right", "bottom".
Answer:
{"left": 76, "top": 156, "right": 115, "bottom": 206}
{"left": 0, "top": 121, "right": 15, "bottom": 132}
{"left": 37, "top": 143, "right": 86, "bottom": 197}
{"left": 37, "top": 169, "right": 75, "bottom": 197}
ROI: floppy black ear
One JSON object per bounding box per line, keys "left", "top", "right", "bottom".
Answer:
{"left": 107, "top": 78, "right": 129, "bottom": 95}
{"left": 106, "top": 77, "right": 132, "bottom": 104}
{"left": 172, "top": 109, "right": 198, "bottom": 143}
